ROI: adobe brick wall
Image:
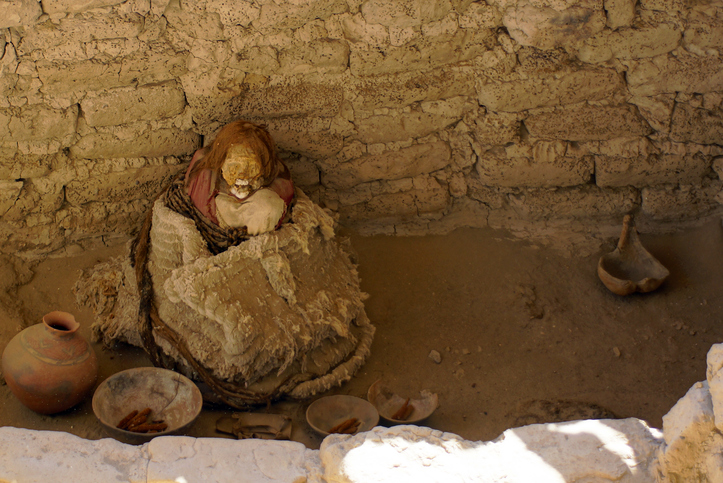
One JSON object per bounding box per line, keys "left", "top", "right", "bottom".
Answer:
{"left": 0, "top": 0, "right": 721, "bottom": 255}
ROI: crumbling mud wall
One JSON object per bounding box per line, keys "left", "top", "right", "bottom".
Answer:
{"left": 1, "top": 0, "right": 722, "bottom": 256}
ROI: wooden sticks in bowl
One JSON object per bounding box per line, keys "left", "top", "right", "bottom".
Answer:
{"left": 391, "top": 398, "right": 414, "bottom": 421}
{"left": 116, "top": 408, "right": 168, "bottom": 433}
{"left": 328, "top": 418, "right": 361, "bottom": 434}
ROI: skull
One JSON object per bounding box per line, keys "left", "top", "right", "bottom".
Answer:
{"left": 221, "top": 144, "right": 265, "bottom": 200}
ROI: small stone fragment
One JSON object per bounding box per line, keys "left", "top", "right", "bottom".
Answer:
{"left": 462, "top": 348, "right": 470, "bottom": 355}
{"left": 429, "top": 350, "right": 442, "bottom": 364}
{"left": 613, "top": 347, "right": 622, "bottom": 357}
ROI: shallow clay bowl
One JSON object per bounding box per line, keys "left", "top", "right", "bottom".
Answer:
{"left": 306, "top": 395, "right": 379, "bottom": 436}
{"left": 598, "top": 215, "right": 670, "bottom": 296}
{"left": 92, "top": 367, "right": 202, "bottom": 444}
{"left": 367, "top": 380, "right": 439, "bottom": 424}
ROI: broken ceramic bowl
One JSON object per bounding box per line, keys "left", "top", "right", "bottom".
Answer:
{"left": 367, "top": 380, "right": 439, "bottom": 424}
{"left": 92, "top": 367, "right": 203, "bottom": 443}
{"left": 216, "top": 412, "right": 292, "bottom": 440}
{"left": 598, "top": 214, "right": 670, "bottom": 296}
{"left": 306, "top": 395, "right": 379, "bottom": 437}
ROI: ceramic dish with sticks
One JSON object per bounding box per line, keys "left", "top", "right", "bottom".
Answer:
{"left": 92, "top": 367, "right": 203, "bottom": 443}
{"left": 367, "top": 380, "right": 439, "bottom": 424}
{"left": 306, "top": 395, "right": 379, "bottom": 437}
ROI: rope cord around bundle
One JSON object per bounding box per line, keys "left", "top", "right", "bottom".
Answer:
{"left": 128, "top": 172, "right": 314, "bottom": 409}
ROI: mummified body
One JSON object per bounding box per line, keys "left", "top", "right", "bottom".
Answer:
{"left": 75, "top": 121, "right": 374, "bottom": 407}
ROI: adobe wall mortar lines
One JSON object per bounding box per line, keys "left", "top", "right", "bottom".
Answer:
{"left": 0, "top": 0, "right": 721, "bottom": 256}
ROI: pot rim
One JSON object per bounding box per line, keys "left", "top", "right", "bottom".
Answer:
{"left": 42, "top": 311, "right": 80, "bottom": 334}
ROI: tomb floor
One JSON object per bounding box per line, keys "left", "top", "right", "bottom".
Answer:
{"left": 2, "top": 221, "right": 722, "bottom": 448}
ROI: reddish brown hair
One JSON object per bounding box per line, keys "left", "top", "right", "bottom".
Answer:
{"left": 187, "top": 120, "right": 280, "bottom": 184}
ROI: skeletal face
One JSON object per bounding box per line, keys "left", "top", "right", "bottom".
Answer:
{"left": 221, "top": 144, "right": 265, "bottom": 200}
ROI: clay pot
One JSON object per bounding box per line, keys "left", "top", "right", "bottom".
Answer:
{"left": 598, "top": 215, "right": 670, "bottom": 296}
{"left": 1, "top": 311, "right": 98, "bottom": 414}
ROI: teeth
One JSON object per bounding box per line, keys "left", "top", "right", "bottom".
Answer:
{"left": 234, "top": 179, "right": 250, "bottom": 186}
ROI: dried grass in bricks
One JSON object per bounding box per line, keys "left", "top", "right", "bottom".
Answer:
{"left": 391, "top": 398, "right": 414, "bottom": 420}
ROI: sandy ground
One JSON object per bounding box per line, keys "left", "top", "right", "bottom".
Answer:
{"left": 1, "top": 219, "right": 723, "bottom": 449}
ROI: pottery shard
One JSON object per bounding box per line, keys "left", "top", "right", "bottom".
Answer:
{"left": 477, "top": 67, "right": 623, "bottom": 112}
{"left": 503, "top": 4, "right": 606, "bottom": 50}
{"left": 0, "top": 0, "right": 42, "bottom": 29}
{"left": 525, "top": 104, "right": 652, "bottom": 141}
{"left": 670, "top": 104, "right": 723, "bottom": 145}
{"left": 70, "top": 128, "right": 201, "bottom": 159}
{"left": 623, "top": 50, "right": 723, "bottom": 97}
{"left": 232, "top": 82, "right": 343, "bottom": 120}
{"left": 475, "top": 141, "right": 593, "bottom": 188}
{"left": 0, "top": 105, "right": 78, "bottom": 142}
{"left": 81, "top": 82, "right": 186, "bottom": 127}
{"left": 65, "top": 164, "right": 183, "bottom": 205}
{"left": 322, "top": 142, "right": 451, "bottom": 190}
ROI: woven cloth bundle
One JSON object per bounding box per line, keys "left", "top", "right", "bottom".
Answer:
{"left": 75, "top": 175, "right": 374, "bottom": 407}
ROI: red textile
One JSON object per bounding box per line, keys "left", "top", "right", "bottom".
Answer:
{"left": 186, "top": 148, "right": 219, "bottom": 224}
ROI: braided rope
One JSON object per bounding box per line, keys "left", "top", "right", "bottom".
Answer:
{"left": 163, "top": 173, "right": 249, "bottom": 255}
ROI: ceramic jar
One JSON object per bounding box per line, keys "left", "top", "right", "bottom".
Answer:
{"left": 1, "top": 311, "right": 98, "bottom": 414}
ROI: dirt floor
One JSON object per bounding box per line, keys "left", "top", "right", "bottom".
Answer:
{"left": 1, "top": 219, "right": 723, "bottom": 449}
